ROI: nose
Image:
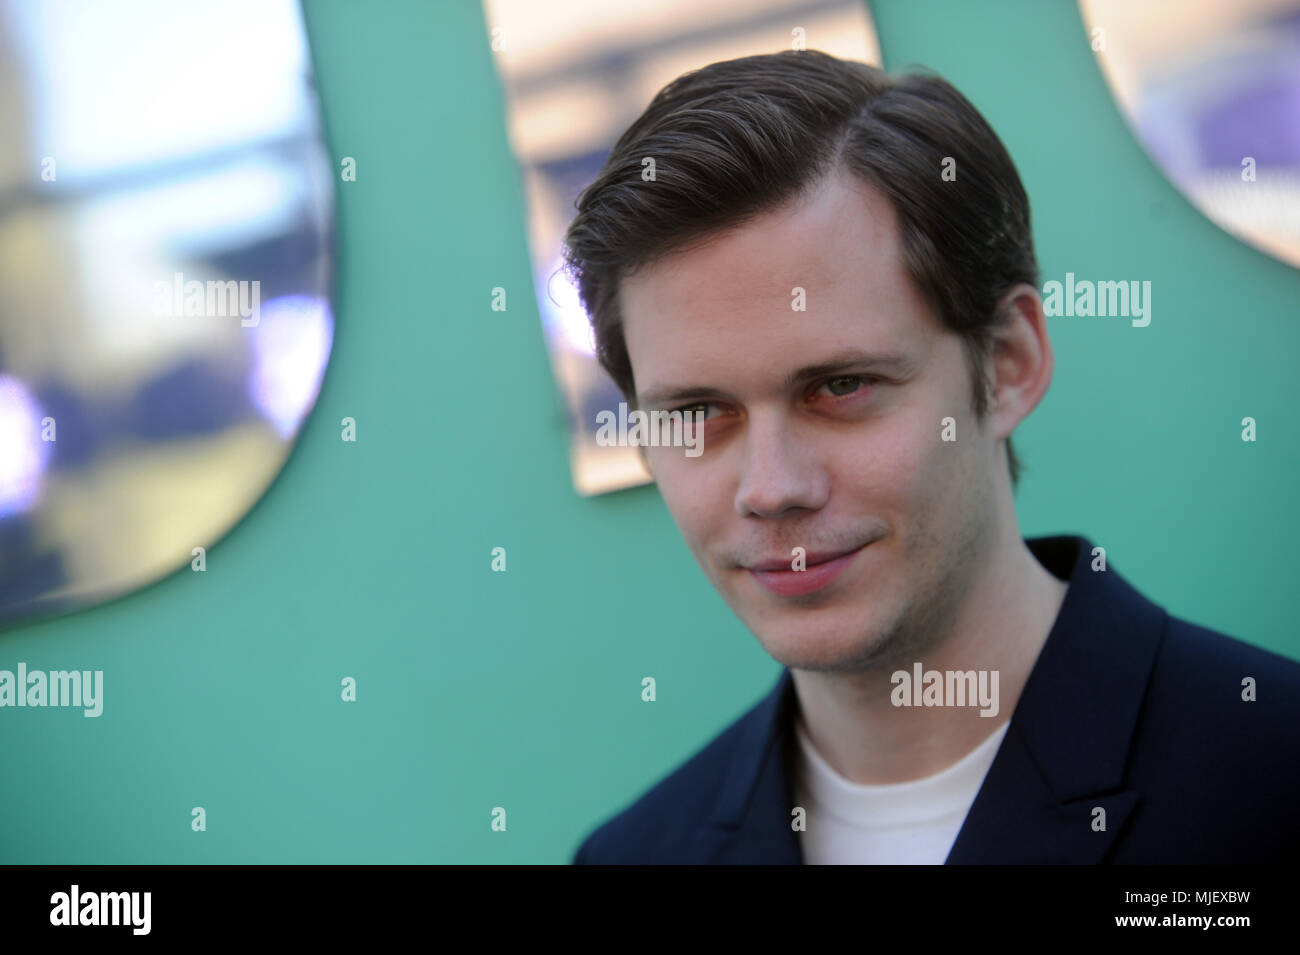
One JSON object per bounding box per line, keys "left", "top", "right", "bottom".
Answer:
{"left": 734, "top": 412, "right": 829, "bottom": 518}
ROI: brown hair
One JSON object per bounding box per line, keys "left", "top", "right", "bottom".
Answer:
{"left": 562, "top": 49, "right": 1038, "bottom": 487}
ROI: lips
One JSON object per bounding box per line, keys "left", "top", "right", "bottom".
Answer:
{"left": 748, "top": 547, "right": 863, "bottom": 572}
{"left": 746, "top": 542, "right": 871, "bottom": 597}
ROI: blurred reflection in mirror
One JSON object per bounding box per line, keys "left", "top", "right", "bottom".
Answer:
{"left": 1081, "top": 0, "right": 1300, "bottom": 267}
{"left": 0, "top": 0, "right": 334, "bottom": 629}
{"left": 484, "top": 0, "right": 881, "bottom": 496}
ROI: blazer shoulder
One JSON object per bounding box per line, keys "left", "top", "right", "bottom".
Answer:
{"left": 572, "top": 691, "right": 774, "bottom": 864}
{"left": 1156, "top": 614, "right": 1300, "bottom": 686}
{"left": 1143, "top": 614, "right": 1300, "bottom": 741}
{"left": 1111, "top": 615, "right": 1300, "bottom": 858}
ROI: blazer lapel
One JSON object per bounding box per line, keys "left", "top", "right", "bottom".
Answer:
{"left": 696, "top": 667, "right": 804, "bottom": 864}
{"left": 946, "top": 535, "right": 1165, "bottom": 863}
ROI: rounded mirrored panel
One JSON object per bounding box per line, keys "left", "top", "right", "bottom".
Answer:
{"left": 0, "top": 0, "right": 335, "bottom": 629}
{"left": 1081, "top": 0, "right": 1300, "bottom": 268}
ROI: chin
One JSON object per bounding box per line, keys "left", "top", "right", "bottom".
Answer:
{"left": 750, "top": 614, "right": 895, "bottom": 673}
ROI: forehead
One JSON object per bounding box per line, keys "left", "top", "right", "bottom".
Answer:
{"left": 618, "top": 168, "right": 939, "bottom": 395}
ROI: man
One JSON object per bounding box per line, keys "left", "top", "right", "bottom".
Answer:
{"left": 561, "top": 50, "right": 1300, "bottom": 863}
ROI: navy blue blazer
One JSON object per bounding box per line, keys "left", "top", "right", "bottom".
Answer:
{"left": 573, "top": 534, "right": 1300, "bottom": 863}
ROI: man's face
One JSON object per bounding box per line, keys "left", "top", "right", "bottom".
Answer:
{"left": 620, "top": 167, "right": 1002, "bottom": 672}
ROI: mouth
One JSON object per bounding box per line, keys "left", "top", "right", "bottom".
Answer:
{"left": 745, "top": 541, "right": 872, "bottom": 598}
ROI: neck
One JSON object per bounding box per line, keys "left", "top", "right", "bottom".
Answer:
{"left": 788, "top": 523, "right": 1068, "bottom": 785}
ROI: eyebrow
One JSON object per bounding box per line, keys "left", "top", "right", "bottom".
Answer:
{"left": 636, "top": 348, "right": 916, "bottom": 408}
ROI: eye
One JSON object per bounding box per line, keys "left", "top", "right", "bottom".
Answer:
{"left": 673, "top": 402, "right": 717, "bottom": 419}
{"left": 819, "top": 375, "right": 875, "bottom": 398}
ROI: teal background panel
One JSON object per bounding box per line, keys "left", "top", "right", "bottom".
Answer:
{"left": 0, "top": 0, "right": 1294, "bottom": 863}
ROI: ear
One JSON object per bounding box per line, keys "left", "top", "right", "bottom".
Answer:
{"left": 987, "top": 283, "right": 1054, "bottom": 443}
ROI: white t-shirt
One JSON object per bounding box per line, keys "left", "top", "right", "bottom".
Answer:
{"left": 792, "top": 715, "right": 1010, "bottom": 864}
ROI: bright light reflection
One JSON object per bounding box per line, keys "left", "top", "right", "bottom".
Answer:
{"left": 248, "top": 296, "right": 334, "bottom": 438}
{"left": 0, "top": 375, "right": 51, "bottom": 517}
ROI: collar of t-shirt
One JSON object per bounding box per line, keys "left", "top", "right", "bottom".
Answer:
{"left": 793, "top": 713, "right": 1009, "bottom": 828}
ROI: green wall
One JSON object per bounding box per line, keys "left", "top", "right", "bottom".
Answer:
{"left": 1, "top": 0, "right": 1295, "bottom": 864}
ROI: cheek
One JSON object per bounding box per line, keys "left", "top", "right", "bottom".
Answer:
{"left": 650, "top": 455, "right": 720, "bottom": 547}
{"left": 830, "top": 410, "right": 979, "bottom": 540}
{"left": 836, "top": 410, "right": 936, "bottom": 502}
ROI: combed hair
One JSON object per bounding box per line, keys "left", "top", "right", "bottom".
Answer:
{"left": 562, "top": 49, "right": 1039, "bottom": 486}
